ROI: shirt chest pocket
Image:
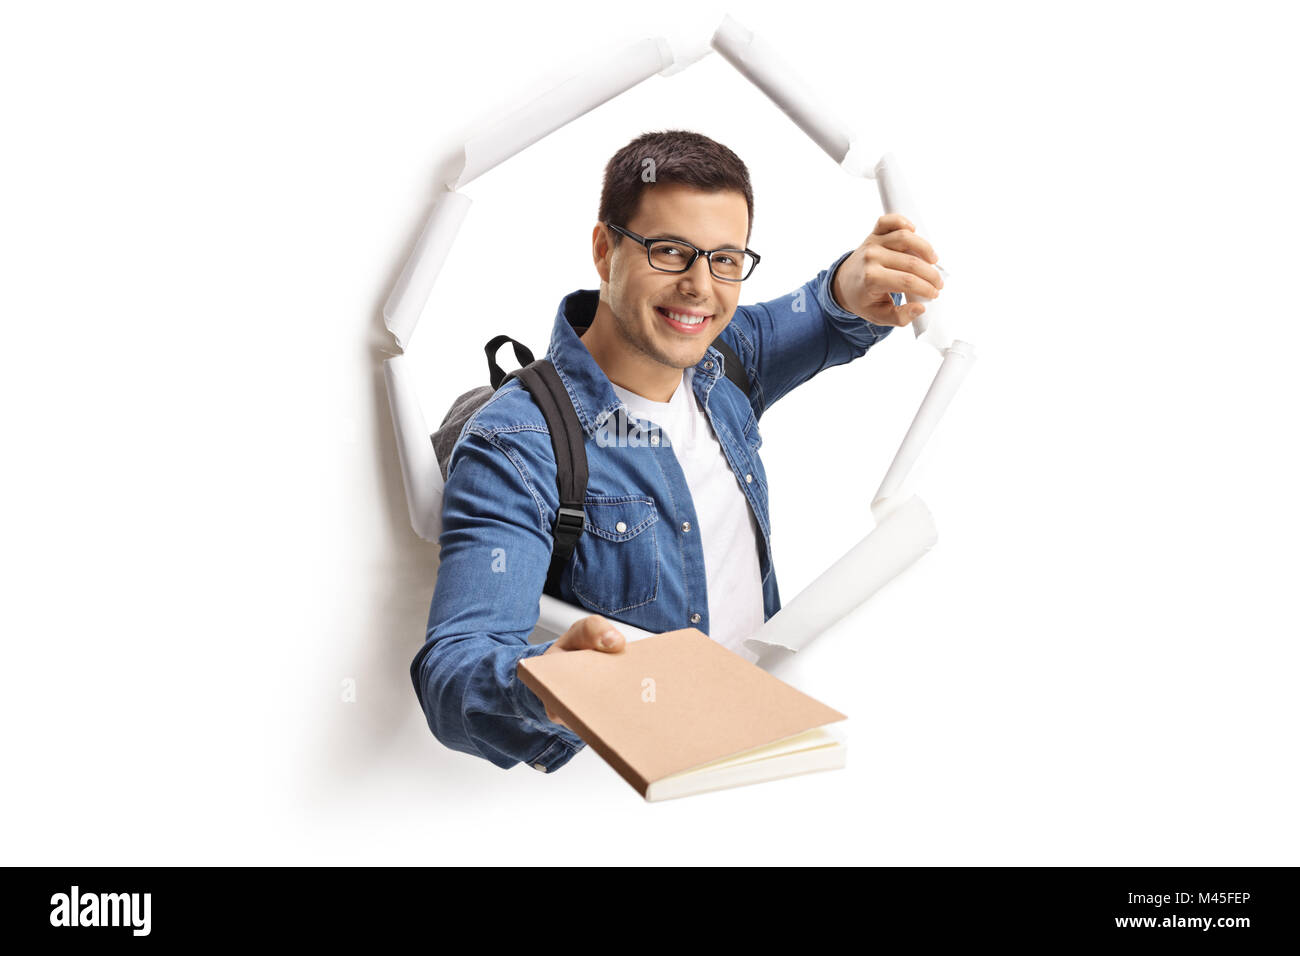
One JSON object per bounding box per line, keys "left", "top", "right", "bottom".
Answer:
{"left": 569, "top": 494, "right": 660, "bottom": 615}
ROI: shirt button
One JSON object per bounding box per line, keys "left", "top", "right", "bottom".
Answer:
{"left": 704, "top": 361, "right": 713, "bottom": 370}
{"left": 650, "top": 434, "right": 660, "bottom": 446}
{"left": 690, "top": 613, "right": 701, "bottom": 624}
{"left": 745, "top": 473, "right": 753, "bottom": 484}
{"left": 532, "top": 763, "right": 547, "bottom": 773}
{"left": 681, "top": 521, "right": 691, "bottom": 532}
{"left": 615, "top": 521, "right": 627, "bottom": 533}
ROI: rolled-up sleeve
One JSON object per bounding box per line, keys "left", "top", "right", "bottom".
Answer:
{"left": 409, "top": 427, "right": 586, "bottom": 773}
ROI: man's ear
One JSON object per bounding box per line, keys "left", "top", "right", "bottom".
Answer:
{"left": 592, "top": 223, "right": 613, "bottom": 283}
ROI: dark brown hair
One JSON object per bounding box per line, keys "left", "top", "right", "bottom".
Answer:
{"left": 597, "top": 130, "right": 753, "bottom": 249}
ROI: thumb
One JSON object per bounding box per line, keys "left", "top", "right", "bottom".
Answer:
{"left": 559, "top": 615, "right": 625, "bottom": 652}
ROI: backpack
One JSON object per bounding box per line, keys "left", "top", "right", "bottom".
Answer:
{"left": 431, "top": 330, "right": 751, "bottom": 597}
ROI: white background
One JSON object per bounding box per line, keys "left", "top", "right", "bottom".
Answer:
{"left": 2, "top": 0, "right": 1296, "bottom": 865}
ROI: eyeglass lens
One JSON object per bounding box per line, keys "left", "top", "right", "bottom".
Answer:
{"left": 647, "top": 240, "right": 755, "bottom": 280}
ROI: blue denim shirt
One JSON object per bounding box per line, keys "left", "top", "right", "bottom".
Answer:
{"left": 410, "top": 249, "right": 894, "bottom": 773}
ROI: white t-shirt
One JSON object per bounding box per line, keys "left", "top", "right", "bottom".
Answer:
{"left": 609, "top": 367, "right": 764, "bottom": 663}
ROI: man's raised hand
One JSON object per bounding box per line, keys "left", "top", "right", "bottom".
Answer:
{"left": 831, "top": 212, "right": 943, "bottom": 327}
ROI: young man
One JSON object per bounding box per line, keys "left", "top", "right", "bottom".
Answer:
{"left": 411, "top": 130, "right": 942, "bottom": 773}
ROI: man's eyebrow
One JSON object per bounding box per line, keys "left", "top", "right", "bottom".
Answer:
{"left": 651, "top": 231, "right": 746, "bottom": 249}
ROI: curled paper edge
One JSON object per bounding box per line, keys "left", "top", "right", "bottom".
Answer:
{"left": 873, "top": 339, "right": 976, "bottom": 510}
{"left": 743, "top": 494, "right": 938, "bottom": 656}
{"left": 383, "top": 188, "right": 472, "bottom": 353}
{"left": 451, "top": 36, "right": 673, "bottom": 191}
{"left": 710, "top": 13, "right": 853, "bottom": 165}
{"left": 656, "top": 30, "right": 714, "bottom": 77}
{"left": 383, "top": 354, "right": 444, "bottom": 543}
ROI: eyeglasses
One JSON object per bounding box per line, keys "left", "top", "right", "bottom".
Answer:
{"left": 605, "top": 222, "right": 760, "bottom": 282}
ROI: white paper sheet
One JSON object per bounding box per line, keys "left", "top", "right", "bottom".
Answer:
{"left": 382, "top": 188, "right": 471, "bottom": 352}
{"left": 710, "top": 14, "right": 853, "bottom": 165}
{"left": 383, "top": 354, "right": 443, "bottom": 543}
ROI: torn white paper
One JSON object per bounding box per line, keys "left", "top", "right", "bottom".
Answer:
{"left": 655, "top": 21, "right": 718, "bottom": 77}
{"left": 383, "top": 354, "right": 443, "bottom": 543}
{"left": 745, "top": 339, "right": 976, "bottom": 657}
{"left": 711, "top": 14, "right": 853, "bottom": 165}
{"left": 744, "top": 493, "right": 938, "bottom": 657}
{"left": 383, "top": 189, "right": 471, "bottom": 352}
{"left": 873, "top": 339, "right": 976, "bottom": 517}
{"left": 450, "top": 37, "right": 675, "bottom": 190}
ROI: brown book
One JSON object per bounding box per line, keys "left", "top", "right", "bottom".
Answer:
{"left": 517, "top": 629, "right": 847, "bottom": 802}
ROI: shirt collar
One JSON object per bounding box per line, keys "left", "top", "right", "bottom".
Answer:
{"left": 546, "top": 288, "right": 720, "bottom": 438}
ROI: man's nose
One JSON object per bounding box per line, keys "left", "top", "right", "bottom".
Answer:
{"left": 678, "top": 253, "right": 713, "bottom": 290}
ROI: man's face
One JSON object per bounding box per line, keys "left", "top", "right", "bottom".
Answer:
{"left": 595, "top": 183, "right": 749, "bottom": 372}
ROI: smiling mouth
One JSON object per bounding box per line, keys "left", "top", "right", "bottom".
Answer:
{"left": 655, "top": 306, "right": 712, "bottom": 332}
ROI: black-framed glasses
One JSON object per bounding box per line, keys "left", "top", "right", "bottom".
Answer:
{"left": 605, "top": 222, "right": 760, "bottom": 282}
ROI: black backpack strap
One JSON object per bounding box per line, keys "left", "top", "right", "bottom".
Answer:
{"left": 503, "top": 360, "right": 588, "bottom": 597}
{"left": 485, "top": 334, "right": 536, "bottom": 390}
{"left": 711, "top": 338, "right": 750, "bottom": 397}
{"left": 488, "top": 338, "right": 742, "bottom": 600}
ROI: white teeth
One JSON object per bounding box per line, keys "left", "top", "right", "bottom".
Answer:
{"left": 662, "top": 309, "right": 707, "bottom": 325}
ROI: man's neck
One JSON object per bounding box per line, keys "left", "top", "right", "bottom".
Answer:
{"left": 578, "top": 301, "right": 684, "bottom": 403}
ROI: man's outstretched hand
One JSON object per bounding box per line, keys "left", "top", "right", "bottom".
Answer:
{"left": 540, "top": 618, "right": 706, "bottom": 728}
{"left": 541, "top": 615, "right": 626, "bottom": 727}
{"left": 831, "top": 213, "right": 943, "bottom": 327}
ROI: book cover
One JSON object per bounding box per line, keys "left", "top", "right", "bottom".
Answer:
{"left": 517, "top": 629, "right": 847, "bottom": 800}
